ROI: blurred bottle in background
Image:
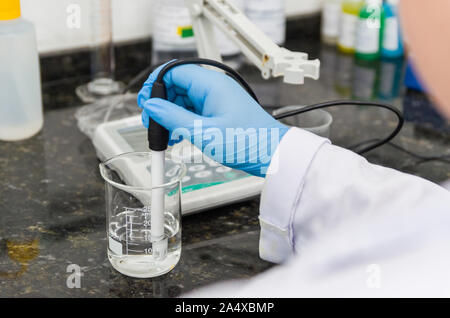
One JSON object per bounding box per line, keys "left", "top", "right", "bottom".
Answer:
{"left": 338, "top": 0, "right": 363, "bottom": 54}
{"left": 246, "top": 0, "right": 286, "bottom": 45}
{"left": 152, "top": 0, "right": 196, "bottom": 53}
{"left": 355, "top": 0, "right": 384, "bottom": 61}
{"left": 381, "top": 0, "right": 403, "bottom": 59}
{"left": 151, "top": 0, "right": 198, "bottom": 71}
{"left": 151, "top": 0, "right": 247, "bottom": 62}
{"left": 0, "top": 0, "right": 43, "bottom": 141}
{"left": 321, "top": 0, "right": 342, "bottom": 45}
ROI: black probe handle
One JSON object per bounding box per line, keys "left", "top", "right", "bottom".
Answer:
{"left": 148, "top": 82, "right": 169, "bottom": 151}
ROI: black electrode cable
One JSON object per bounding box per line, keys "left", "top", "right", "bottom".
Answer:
{"left": 272, "top": 100, "right": 405, "bottom": 154}
{"left": 153, "top": 58, "right": 260, "bottom": 103}
{"left": 349, "top": 138, "right": 450, "bottom": 164}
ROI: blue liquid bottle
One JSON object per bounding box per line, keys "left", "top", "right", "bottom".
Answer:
{"left": 381, "top": 0, "right": 404, "bottom": 58}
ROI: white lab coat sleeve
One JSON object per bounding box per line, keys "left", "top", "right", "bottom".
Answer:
{"left": 185, "top": 127, "right": 450, "bottom": 297}
{"left": 258, "top": 126, "right": 450, "bottom": 264}
{"left": 258, "top": 127, "right": 331, "bottom": 263}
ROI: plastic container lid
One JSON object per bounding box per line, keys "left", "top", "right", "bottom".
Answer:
{"left": 0, "top": 0, "right": 21, "bottom": 20}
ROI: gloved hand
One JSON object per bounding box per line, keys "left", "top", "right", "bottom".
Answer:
{"left": 137, "top": 63, "right": 289, "bottom": 177}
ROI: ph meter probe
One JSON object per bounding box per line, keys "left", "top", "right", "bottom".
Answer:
{"left": 148, "top": 81, "right": 170, "bottom": 260}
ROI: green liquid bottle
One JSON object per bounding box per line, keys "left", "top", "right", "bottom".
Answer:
{"left": 355, "top": 0, "right": 384, "bottom": 60}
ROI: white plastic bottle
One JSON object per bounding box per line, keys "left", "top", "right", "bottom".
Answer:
{"left": 246, "top": 0, "right": 286, "bottom": 45}
{"left": 321, "top": 0, "right": 342, "bottom": 45}
{"left": 0, "top": 0, "right": 43, "bottom": 141}
{"left": 152, "top": 0, "right": 196, "bottom": 51}
{"left": 338, "top": 0, "right": 363, "bottom": 54}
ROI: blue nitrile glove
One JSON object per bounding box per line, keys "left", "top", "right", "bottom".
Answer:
{"left": 137, "top": 63, "right": 289, "bottom": 177}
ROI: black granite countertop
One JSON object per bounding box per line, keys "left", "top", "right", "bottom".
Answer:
{"left": 1, "top": 17, "right": 449, "bottom": 297}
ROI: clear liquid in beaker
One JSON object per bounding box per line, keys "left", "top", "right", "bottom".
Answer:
{"left": 107, "top": 207, "right": 181, "bottom": 278}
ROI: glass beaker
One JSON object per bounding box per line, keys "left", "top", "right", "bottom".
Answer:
{"left": 99, "top": 152, "right": 186, "bottom": 278}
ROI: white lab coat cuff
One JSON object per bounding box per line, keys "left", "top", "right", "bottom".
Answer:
{"left": 259, "top": 127, "right": 330, "bottom": 263}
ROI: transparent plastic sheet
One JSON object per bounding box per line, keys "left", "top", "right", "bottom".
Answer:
{"left": 75, "top": 93, "right": 140, "bottom": 139}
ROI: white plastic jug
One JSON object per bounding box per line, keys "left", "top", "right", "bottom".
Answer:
{"left": 0, "top": 1, "right": 43, "bottom": 141}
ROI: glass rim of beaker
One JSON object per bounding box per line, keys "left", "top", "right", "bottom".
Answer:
{"left": 99, "top": 151, "right": 186, "bottom": 192}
